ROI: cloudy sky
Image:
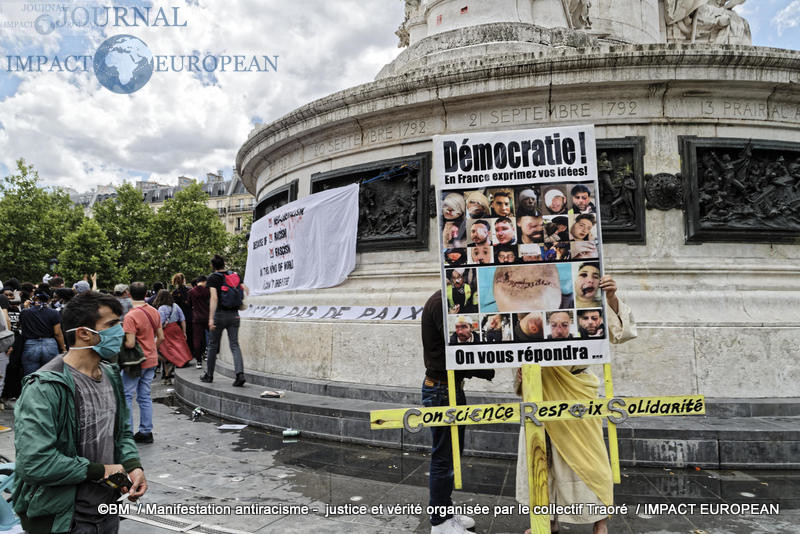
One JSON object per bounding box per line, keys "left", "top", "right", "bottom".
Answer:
{"left": 0, "top": 0, "right": 798, "bottom": 192}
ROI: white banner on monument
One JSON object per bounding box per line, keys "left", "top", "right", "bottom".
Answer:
{"left": 434, "top": 125, "right": 611, "bottom": 370}
{"left": 240, "top": 304, "right": 423, "bottom": 321}
{"left": 245, "top": 183, "right": 359, "bottom": 295}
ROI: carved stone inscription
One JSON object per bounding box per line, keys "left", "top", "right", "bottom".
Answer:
{"left": 363, "top": 119, "right": 429, "bottom": 145}
{"left": 310, "top": 133, "right": 363, "bottom": 158}
{"left": 302, "top": 118, "right": 434, "bottom": 162}
{"left": 682, "top": 137, "right": 800, "bottom": 243}
{"left": 310, "top": 153, "right": 431, "bottom": 252}
{"left": 697, "top": 99, "right": 800, "bottom": 123}
{"left": 461, "top": 100, "right": 642, "bottom": 129}
{"left": 458, "top": 98, "right": 800, "bottom": 131}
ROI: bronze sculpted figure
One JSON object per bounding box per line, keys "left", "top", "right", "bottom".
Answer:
{"left": 599, "top": 153, "right": 637, "bottom": 225}
{"left": 696, "top": 144, "right": 800, "bottom": 228}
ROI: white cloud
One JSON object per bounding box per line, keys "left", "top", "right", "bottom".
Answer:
{"left": 773, "top": 0, "right": 800, "bottom": 36}
{"left": 0, "top": 0, "right": 405, "bottom": 191}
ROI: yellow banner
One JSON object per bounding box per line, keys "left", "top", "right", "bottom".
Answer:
{"left": 370, "top": 395, "right": 705, "bottom": 432}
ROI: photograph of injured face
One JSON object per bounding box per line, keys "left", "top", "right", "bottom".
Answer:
{"left": 573, "top": 261, "right": 603, "bottom": 308}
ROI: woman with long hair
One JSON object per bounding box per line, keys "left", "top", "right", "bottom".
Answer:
{"left": 152, "top": 289, "right": 192, "bottom": 384}
{"left": 171, "top": 273, "right": 192, "bottom": 361}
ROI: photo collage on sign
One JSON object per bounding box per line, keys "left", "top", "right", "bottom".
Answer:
{"left": 441, "top": 183, "right": 604, "bottom": 344}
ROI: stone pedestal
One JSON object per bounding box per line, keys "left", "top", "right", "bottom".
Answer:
{"left": 235, "top": 32, "right": 800, "bottom": 401}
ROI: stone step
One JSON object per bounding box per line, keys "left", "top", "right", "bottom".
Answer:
{"left": 174, "top": 365, "right": 800, "bottom": 469}
{"left": 202, "top": 362, "right": 800, "bottom": 418}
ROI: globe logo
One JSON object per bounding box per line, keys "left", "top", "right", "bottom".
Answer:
{"left": 93, "top": 35, "right": 154, "bottom": 94}
{"left": 34, "top": 14, "right": 56, "bottom": 35}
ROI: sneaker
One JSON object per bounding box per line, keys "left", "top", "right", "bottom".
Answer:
{"left": 0, "top": 425, "right": 11, "bottom": 433}
{"left": 133, "top": 432, "right": 154, "bottom": 444}
{"left": 431, "top": 517, "right": 469, "bottom": 534}
{"left": 232, "top": 373, "right": 245, "bottom": 387}
{"left": 455, "top": 515, "right": 475, "bottom": 529}
{"left": 199, "top": 373, "right": 213, "bottom": 383}
{"left": 195, "top": 360, "right": 203, "bottom": 369}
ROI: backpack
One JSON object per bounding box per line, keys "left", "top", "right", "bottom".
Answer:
{"left": 0, "top": 309, "right": 14, "bottom": 354}
{"left": 218, "top": 271, "right": 244, "bottom": 310}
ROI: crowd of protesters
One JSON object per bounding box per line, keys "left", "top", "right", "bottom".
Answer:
{"left": 1, "top": 255, "right": 247, "bottom": 532}
{"left": 0, "top": 255, "right": 247, "bottom": 431}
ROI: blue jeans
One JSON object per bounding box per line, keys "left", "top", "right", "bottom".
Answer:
{"left": 422, "top": 380, "right": 466, "bottom": 526}
{"left": 22, "top": 338, "right": 58, "bottom": 376}
{"left": 206, "top": 309, "right": 243, "bottom": 376}
{"left": 122, "top": 366, "right": 156, "bottom": 434}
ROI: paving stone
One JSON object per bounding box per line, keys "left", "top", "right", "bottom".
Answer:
{"left": 3, "top": 379, "right": 800, "bottom": 534}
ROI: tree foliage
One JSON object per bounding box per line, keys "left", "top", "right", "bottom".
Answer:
{"left": 58, "top": 218, "right": 119, "bottom": 286}
{"left": 0, "top": 159, "right": 84, "bottom": 282}
{"left": 147, "top": 183, "right": 228, "bottom": 284}
{"left": 92, "top": 182, "right": 154, "bottom": 283}
{"left": 226, "top": 214, "right": 252, "bottom": 277}
{"left": 1, "top": 162, "right": 244, "bottom": 288}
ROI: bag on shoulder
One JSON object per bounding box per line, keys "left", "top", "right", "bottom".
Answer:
{"left": 0, "top": 318, "right": 14, "bottom": 354}
{"left": 219, "top": 271, "right": 244, "bottom": 310}
{"left": 0, "top": 309, "right": 14, "bottom": 354}
{"left": 116, "top": 341, "right": 145, "bottom": 377}
{"left": 115, "top": 306, "right": 157, "bottom": 376}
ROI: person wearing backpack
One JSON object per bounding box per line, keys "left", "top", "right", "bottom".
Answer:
{"left": 200, "top": 255, "right": 248, "bottom": 387}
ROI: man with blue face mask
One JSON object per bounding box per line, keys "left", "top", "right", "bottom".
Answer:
{"left": 12, "top": 291, "right": 146, "bottom": 534}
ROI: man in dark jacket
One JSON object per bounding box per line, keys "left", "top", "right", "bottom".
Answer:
{"left": 422, "top": 290, "right": 494, "bottom": 534}
{"left": 12, "top": 291, "right": 146, "bottom": 533}
{"left": 187, "top": 275, "right": 210, "bottom": 369}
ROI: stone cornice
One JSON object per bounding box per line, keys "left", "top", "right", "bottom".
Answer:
{"left": 237, "top": 44, "right": 800, "bottom": 194}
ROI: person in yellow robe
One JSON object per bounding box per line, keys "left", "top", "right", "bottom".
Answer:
{"left": 515, "top": 275, "right": 636, "bottom": 534}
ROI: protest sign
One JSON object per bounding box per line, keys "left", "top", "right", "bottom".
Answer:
{"left": 245, "top": 183, "right": 359, "bottom": 295}
{"left": 434, "top": 125, "right": 609, "bottom": 370}
{"left": 371, "top": 394, "right": 706, "bottom": 431}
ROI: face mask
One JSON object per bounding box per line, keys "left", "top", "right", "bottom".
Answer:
{"left": 67, "top": 323, "right": 125, "bottom": 361}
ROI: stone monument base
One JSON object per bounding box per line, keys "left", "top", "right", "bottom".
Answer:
{"left": 176, "top": 362, "right": 800, "bottom": 469}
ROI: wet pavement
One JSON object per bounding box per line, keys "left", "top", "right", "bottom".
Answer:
{"left": 0, "top": 380, "right": 798, "bottom": 533}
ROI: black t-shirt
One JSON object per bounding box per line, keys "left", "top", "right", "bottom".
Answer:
{"left": 19, "top": 305, "right": 61, "bottom": 339}
{"left": 207, "top": 271, "right": 224, "bottom": 293}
